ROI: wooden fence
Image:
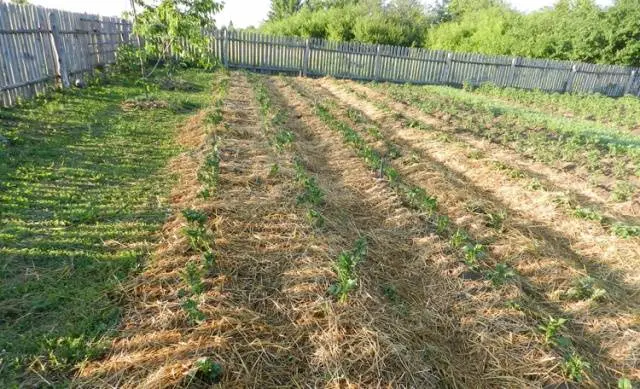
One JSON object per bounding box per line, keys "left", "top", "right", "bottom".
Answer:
{"left": 208, "top": 29, "right": 640, "bottom": 98}
{"left": 0, "top": 2, "right": 132, "bottom": 107}
{"left": 2, "top": 2, "right": 640, "bottom": 107}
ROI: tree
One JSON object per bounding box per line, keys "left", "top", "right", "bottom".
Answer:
{"left": 132, "top": 0, "right": 223, "bottom": 72}
{"left": 268, "top": 0, "right": 302, "bottom": 21}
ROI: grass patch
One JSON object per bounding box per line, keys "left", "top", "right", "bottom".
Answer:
{"left": 0, "top": 68, "right": 215, "bottom": 386}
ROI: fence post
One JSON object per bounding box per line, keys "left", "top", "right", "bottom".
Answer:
{"left": 94, "top": 17, "right": 104, "bottom": 66}
{"left": 302, "top": 38, "right": 310, "bottom": 77}
{"left": 373, "top": 44, "right": 381, "bottom": 81}
{"left": 222, "top": 28, "right": 229, "bottom": 67}
{"left": 564, "top": 64, "right": 577, "bottom": 93}
{"left": 440, "top": 52, "right": 452, "bottom": 85}
{"left": 48, "top": 12, "right": 70, "bottom": 89}
{"left": 623, "top": 70, "right": 636, "bottom": 96}
{"left": 507, "top": 57, "right": 518, "bottom": 87}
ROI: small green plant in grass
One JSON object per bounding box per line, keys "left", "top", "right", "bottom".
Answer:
{"left": 181, "top": 298, "right": 206, "bottom": 324}
{"left": 192, "top": 357, "right": 223, "bottom": 384}
{"left": 182, "top": 261, "right": 205, "bottom": 295}
{"left": 297, "top": 176, "right": 324, "bottom": 206}
{"left": 538, "top": 316, "right": 570, "bottom": 347}
{"left": 182, "top": 209, "right": 208, "bottom": 225}
{"left": 572, "top": 206, "right": 603, "bottom": 222}
{"left": 202, "top": 251, "right": 217, "bottom": 274}
{"left": 562, "top": 353, "right": 590, "bottom": 382}
{"left": 182, "top": 209, "right": 210, "bottom": 252}
{"left": 450, "top": 229, "right": 469, "bottom": 249}
{"left": 467, "top": 150, "right": 484, "bottom": 159}
{"left": 485, "top": 210, "right": 506, "bottom": 230}
{"left": 612, "top": 182, "right": 635, "bottom": 202}
{"left": 346, "top": 107, "right": 364, "bottom": 123}
{"left": 381, "top": 284, "right": 399, "bottom": 303}
{"left": 274, "top": 130, "right": 294, "bottom": 150}
{"left": 463, "top": 244, "right": 485, "bottom": 268}
{"left": 367, "top": 126, "right": 383, "bottom": 140}
{"left": 329, "top": 237, "right": 368, "bottom": 302}
{"left": 487, "top": 263, "right": 515, "bottom": 286}
{"left": 436, "top": 215, "right": 449, "bottom": 235}
{"left": 269, "top": 163, "right": 280, "bottom": 177}
{"left": 386, "top": 142, "right": 402, "bottom": 159}
{"left": 527, "top": 178, "right": 544, "bottom": 191}
{"left": 205, "top": 107, "right": 223, "bottom": 126}
{"left": 405, "top": 187, "right": 437, "bottom": 214}
{"left": 611, "top": 223, "right": 640, "bottom": 238}
{"left": 618, "top": 378, "right": 633, "bottom": 389}
{"left": 564, "top": 276, "right": 607, "bottom": 302}
{"left": 306, "top": 208, "right": 325, "bottom": 228}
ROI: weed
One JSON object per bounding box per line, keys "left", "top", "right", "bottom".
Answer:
{"left": 538, "top": 316, "right": 570, "bottom": 347}
{"left": 202, "top": 251, "right": 217, "bottom": 274}
{"left": 205, "top": 107, "right": 223, "bottom": 126}
{"left": 269, "top": 163, "right": 280, "bottom": 177}
{"left": 450, "top": 229, "right": 469, "bottom": 249}
{"left": 487, "top": 263, "right": 515, "bottom": 286}
{"left": 612, "top": 181, "right": 635, "bottom": 202}
{"left": 381, "top": 284, "right": 399, "bottom": 303}
{"left": 181, "top": 298, "right": 206, "bottom": 324}
{"left": 562, "top": 353, "right": 590, "bottom": 382}
{"left": 182, "top": 209, "right": 208, "bottom": 225}
{"left": 406, "top": 186, "right": 437, "bottom": 215}
{"left": 181, "top": 209, "right": 210, "bottom": 252}
{"left": 436, "top": 215, "right": 450, "bottom": 235}
{"left": 274, "top": 129, "right": 294, "bottom": 150}
{"left": 182, "top": 261, "right": 205, "bottom": 295}
{"left": 192, "top": 357, "right": 223, "bottom": 384}
{"left": 347, "top": 107, "right": 365, "bottom": 123}
{"left": 618, "top": 378, "right": 633, "bottom": 389}
{"left": 564, "top": 276, "right": 607, "bottom": 302}
{"left": 467, "top": 150, "right": 484, "bottom": 159}
{"left": 526, "top": 178, "right": 544, "bottom": 191}
{"left": 485, "top": 210, "right": 507, "bottom": 230}
{"left": 611, "top": 223, "right": 640, "bottom": 238}
{"left": 463, "top": 244, "right": 486, "bottom": 268}
{"left": 306, "top": 208, "right": 325, "bottom": 228}
{"left": 329, "top": 237, "right": 368, "bottom": 302}
{"left": 297, "top": 176, "right": 325, "bottom": 206}
{"left": 572, "top": 206, "right": 603, "bottom": 222}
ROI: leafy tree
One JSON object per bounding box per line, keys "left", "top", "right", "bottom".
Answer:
{"left": 132, "top": 0, "right": 223, "bottom": 72}
{"left": 268, "top": 0, "right": 303, "bottom": 21}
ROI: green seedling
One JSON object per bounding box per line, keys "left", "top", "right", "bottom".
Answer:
{"left": 269, "top": 163, "right": 280, "bottom": 177}
{"left": 463, "top": 243, "right": 486, "bottom": 268}
{"left": 192, "top": 357, "right": 223, "bottom": 384}
{"left": 562, "top": 353, "right": 590, "bottom": 382}
{"left": 485, "top": 210, "right": 506, "bottom": 230}
{"left": 450, "top": 229, "right": 469, "bottom": 249}
{"left": 435, "top": 215, "right": 450, "bottom": 235}
{"left": 182, "top": 209, "right": 208, "bottom": 226}
{"left": 612, "top": 181, "right": 635, "bottom": 202}
{"left": 329, "top": 237, "right": 368, "bottom": 302}
{"left": 202, "top": 251, "right": 217, "bottom": 274}
{"left": 611, "top": 223, "right": 640, "bottom": 238}
{"left": 181, "top": 298, "right": 206, "bottom": 324}
{"left": 572, "top": 207, "right": 603, "bottom": 222}
{"left": 618, "top": 378, "right": 633, "bottom": 389}
{"left": 381, "top": 284, "right": 399, "bottom": 303}
{"left": 487, "top": 263, "right": 515, "bottom": 286}
{"left": 274, "top": 130, "right": 294, "bottom": 150}
{"left": 306, "top": 208, "right": 325, "bottom": 228}
{"left": 565, "top": 276, "right": 607, "bottom": 302}
{"left": 538, "top": 316, "right": 570, "bottom": 347}
{"left": 182, "top": 261, "right": 205, "bottom": 295}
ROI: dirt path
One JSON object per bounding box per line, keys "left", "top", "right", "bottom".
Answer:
{"left": 290, "top": 76, "right": 639, "bottom": 384}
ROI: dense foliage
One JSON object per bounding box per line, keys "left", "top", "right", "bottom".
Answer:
{"left": 260, "top": 0, "right": 640, "bottom": 67}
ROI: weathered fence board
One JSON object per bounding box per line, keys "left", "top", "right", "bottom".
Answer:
{"left": 2, "top": 3, "right": 640, "bottom": 108}
{"left": 0, "top": 2, "right": 132, "bottom": 106}
{"left": 207, "top": 28, "right": 639, "bottom": 99}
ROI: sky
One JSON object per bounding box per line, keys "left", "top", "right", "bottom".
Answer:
{"left": 27, "top": 0, "right": 614, "bottom": 29}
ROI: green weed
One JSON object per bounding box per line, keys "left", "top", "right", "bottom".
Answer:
{"left": 564, "top": 276, "right": 607, "bottom": 302}
{"left": 562, "top": 353, "right": 590, "bottom": 382}
{"left": 611, "top": 223, "right": 640, "bottom": 238}
{"left": 192, "top": 357, "right": 223, "bottom": 384}
{"left": 487, "top": 263, "right": 515, "bottom": 286}
{"left": 329, "top": 237, "right": 368, "bottom": 302}
{"left": 538, "top": 316, "right": 570, "bottom": 347}
{"left": 181, "top": 298, "right": 206, "bottom": 324}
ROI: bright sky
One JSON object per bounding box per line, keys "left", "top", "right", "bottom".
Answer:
{"left": 27, "top": 0, "right": 614, "bottom": 28}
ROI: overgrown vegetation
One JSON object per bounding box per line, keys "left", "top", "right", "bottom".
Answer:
{"left": 260, "top": 0, "right": 640, "bottom": 67}
{"left": 0, "top": 68, "right": 214, "bottom": 386}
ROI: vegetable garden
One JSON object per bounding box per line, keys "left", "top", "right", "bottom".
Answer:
{"left": 1, "top": 62, "right": 639, "bottom": 387}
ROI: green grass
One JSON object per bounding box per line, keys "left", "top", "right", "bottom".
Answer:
{"left": 0, "top": 68, "right": 215, "bottom": 386}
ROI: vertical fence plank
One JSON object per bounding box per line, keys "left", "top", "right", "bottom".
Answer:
{"left": 49, "top": 12, "right": 70, "bottom": 88}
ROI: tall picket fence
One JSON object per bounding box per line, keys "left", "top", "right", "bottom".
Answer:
{"left": 0, "top": 2, "right": 132, "bottom": 107}
{"left": 1, "top": 2, "right": 640, "bottom": 108}
{"left": 209, "top": 29, "right": 640, "bottom": 98}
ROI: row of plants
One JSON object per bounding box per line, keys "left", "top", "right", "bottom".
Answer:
{"left": 248, "top": 73, "right": 368, "bottom": 301}
{"left": 346, "top": 84, "right": 640, "bottom": 239}
{"left": 177, "top": 73, "right": 230, "bottom": 385}
{"left": 371, "top": 82, "right": 639, "bottom": 200}
{"left": 471, "top": 83, "right": 640, "bottom": 133}
{"left": 286, "top": 79, "right": 614, "bottom": 384}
